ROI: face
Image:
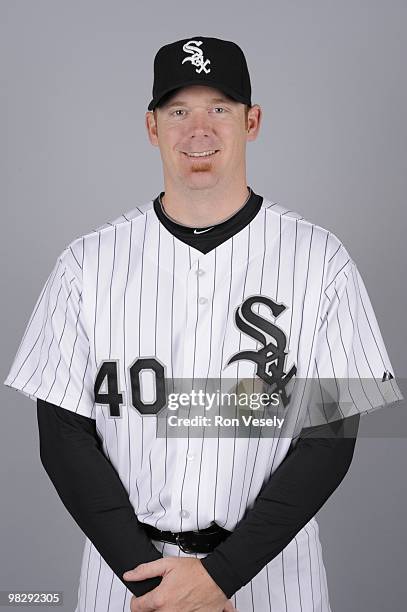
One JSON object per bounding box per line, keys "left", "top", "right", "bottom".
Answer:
{"left": 146, "top": 85, "right": 261, "bottom": 192}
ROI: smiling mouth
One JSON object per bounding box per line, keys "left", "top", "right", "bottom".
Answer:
{"left": 182, "top": 150, "right": 220, "bottom": 159}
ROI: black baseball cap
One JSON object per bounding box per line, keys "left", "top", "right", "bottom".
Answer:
{"left": 147, "top": 36, "right": 252, "bottom": 111}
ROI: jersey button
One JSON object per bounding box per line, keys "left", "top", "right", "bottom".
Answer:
{"left": 179, "top": 510, "right": 190, "bottom": 518}
{"left": 198, "top": 297, "right": 208, "bottom": 305}
{"left": 195, "top": 268, "right": 205, "bottom": 276}
{"left": 186, "top": 453, "right": 195, "bottom": 461}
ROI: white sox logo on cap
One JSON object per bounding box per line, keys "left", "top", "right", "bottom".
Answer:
{"left": 182, "top": 40, "right": 211, "bottom": 74}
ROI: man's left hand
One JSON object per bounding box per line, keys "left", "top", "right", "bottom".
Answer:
{"left": 123, "top": 557, "right": 236, "bottom": 611}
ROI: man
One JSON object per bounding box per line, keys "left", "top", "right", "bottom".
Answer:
{"left": 4, "top": 36, "right": 403, "bottom": 611}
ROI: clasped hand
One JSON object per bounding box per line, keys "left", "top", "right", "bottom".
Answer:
{"left": 123, "top": 557, "right": 237, "bottom": 611}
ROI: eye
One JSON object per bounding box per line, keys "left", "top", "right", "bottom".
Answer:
{"left": 213, "top": 107, "right": 226, "bottom": 113}
{"left": 172, "top": 109, "right": 186, "bottom": 117}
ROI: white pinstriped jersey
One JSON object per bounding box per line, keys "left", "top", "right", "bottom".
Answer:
{"left": 4, "top": 196, "right": 403, "bottom": 611}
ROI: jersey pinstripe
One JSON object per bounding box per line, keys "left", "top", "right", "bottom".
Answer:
{"left": 4, "top": 196, "right": 404, "bottom": 611}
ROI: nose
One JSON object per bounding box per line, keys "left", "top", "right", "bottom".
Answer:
{"left": 188, "top": 109, "right": 213, "bottom": 135}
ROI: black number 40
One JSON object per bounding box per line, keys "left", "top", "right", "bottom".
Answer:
{"left": 93, "top": 358, "right": 166, "bottom": 417}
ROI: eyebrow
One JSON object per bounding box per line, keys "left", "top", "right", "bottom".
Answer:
{"left": 164, "top": 97, "right": 232, "bottom": 109}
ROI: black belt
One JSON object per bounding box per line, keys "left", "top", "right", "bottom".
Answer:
{"left": 142, "top": 520, "right": 232, "bottom": 554}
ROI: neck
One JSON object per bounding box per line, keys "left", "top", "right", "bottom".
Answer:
{"left": 160, "top": 182, "right": 251, "bottom": 228}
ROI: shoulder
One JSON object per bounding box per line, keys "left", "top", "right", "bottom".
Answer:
{"left": 56, "top": 198, "right": 155, "bottom": 275}
{"left": 261, "top": 196, "right": 354, "bottom": 278}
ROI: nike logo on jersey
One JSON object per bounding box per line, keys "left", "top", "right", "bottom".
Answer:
{"left": 193, "top": 227, "right": 214, "bottom": 234}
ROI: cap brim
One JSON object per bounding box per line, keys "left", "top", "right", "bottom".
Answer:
{"left": 147, "top": 78, "right": 251, "bottom": 110}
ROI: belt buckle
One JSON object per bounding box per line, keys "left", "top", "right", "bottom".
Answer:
{"left": 175, "top": 532, "right": 196, "bottom": 554}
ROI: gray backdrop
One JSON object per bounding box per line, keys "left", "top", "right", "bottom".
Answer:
{"left": 1, "top": 1, "right": 406, "bottom": 611}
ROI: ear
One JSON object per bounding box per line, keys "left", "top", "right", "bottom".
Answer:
{"left": 246, "top": 104, "right": 262, "bottom": 142}
{"left": 146, "top": 111, "right": 159, "bottom": 147}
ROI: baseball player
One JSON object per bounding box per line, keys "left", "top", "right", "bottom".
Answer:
{"left": 4, "top": 36, "right": 404, "bottom": 612}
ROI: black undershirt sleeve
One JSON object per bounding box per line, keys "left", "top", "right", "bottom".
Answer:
{"left": 36, "top": 398, "right": 359, "bottom": 601}
{"left": 200, "top": 414, "right": 360, "bottom": 598}
{"left": 36, "top": 398, "right": 163, "bottom": 598}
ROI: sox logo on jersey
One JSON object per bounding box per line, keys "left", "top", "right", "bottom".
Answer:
{"left": 227, "top": 295, "right": 297, "bottom": 408}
